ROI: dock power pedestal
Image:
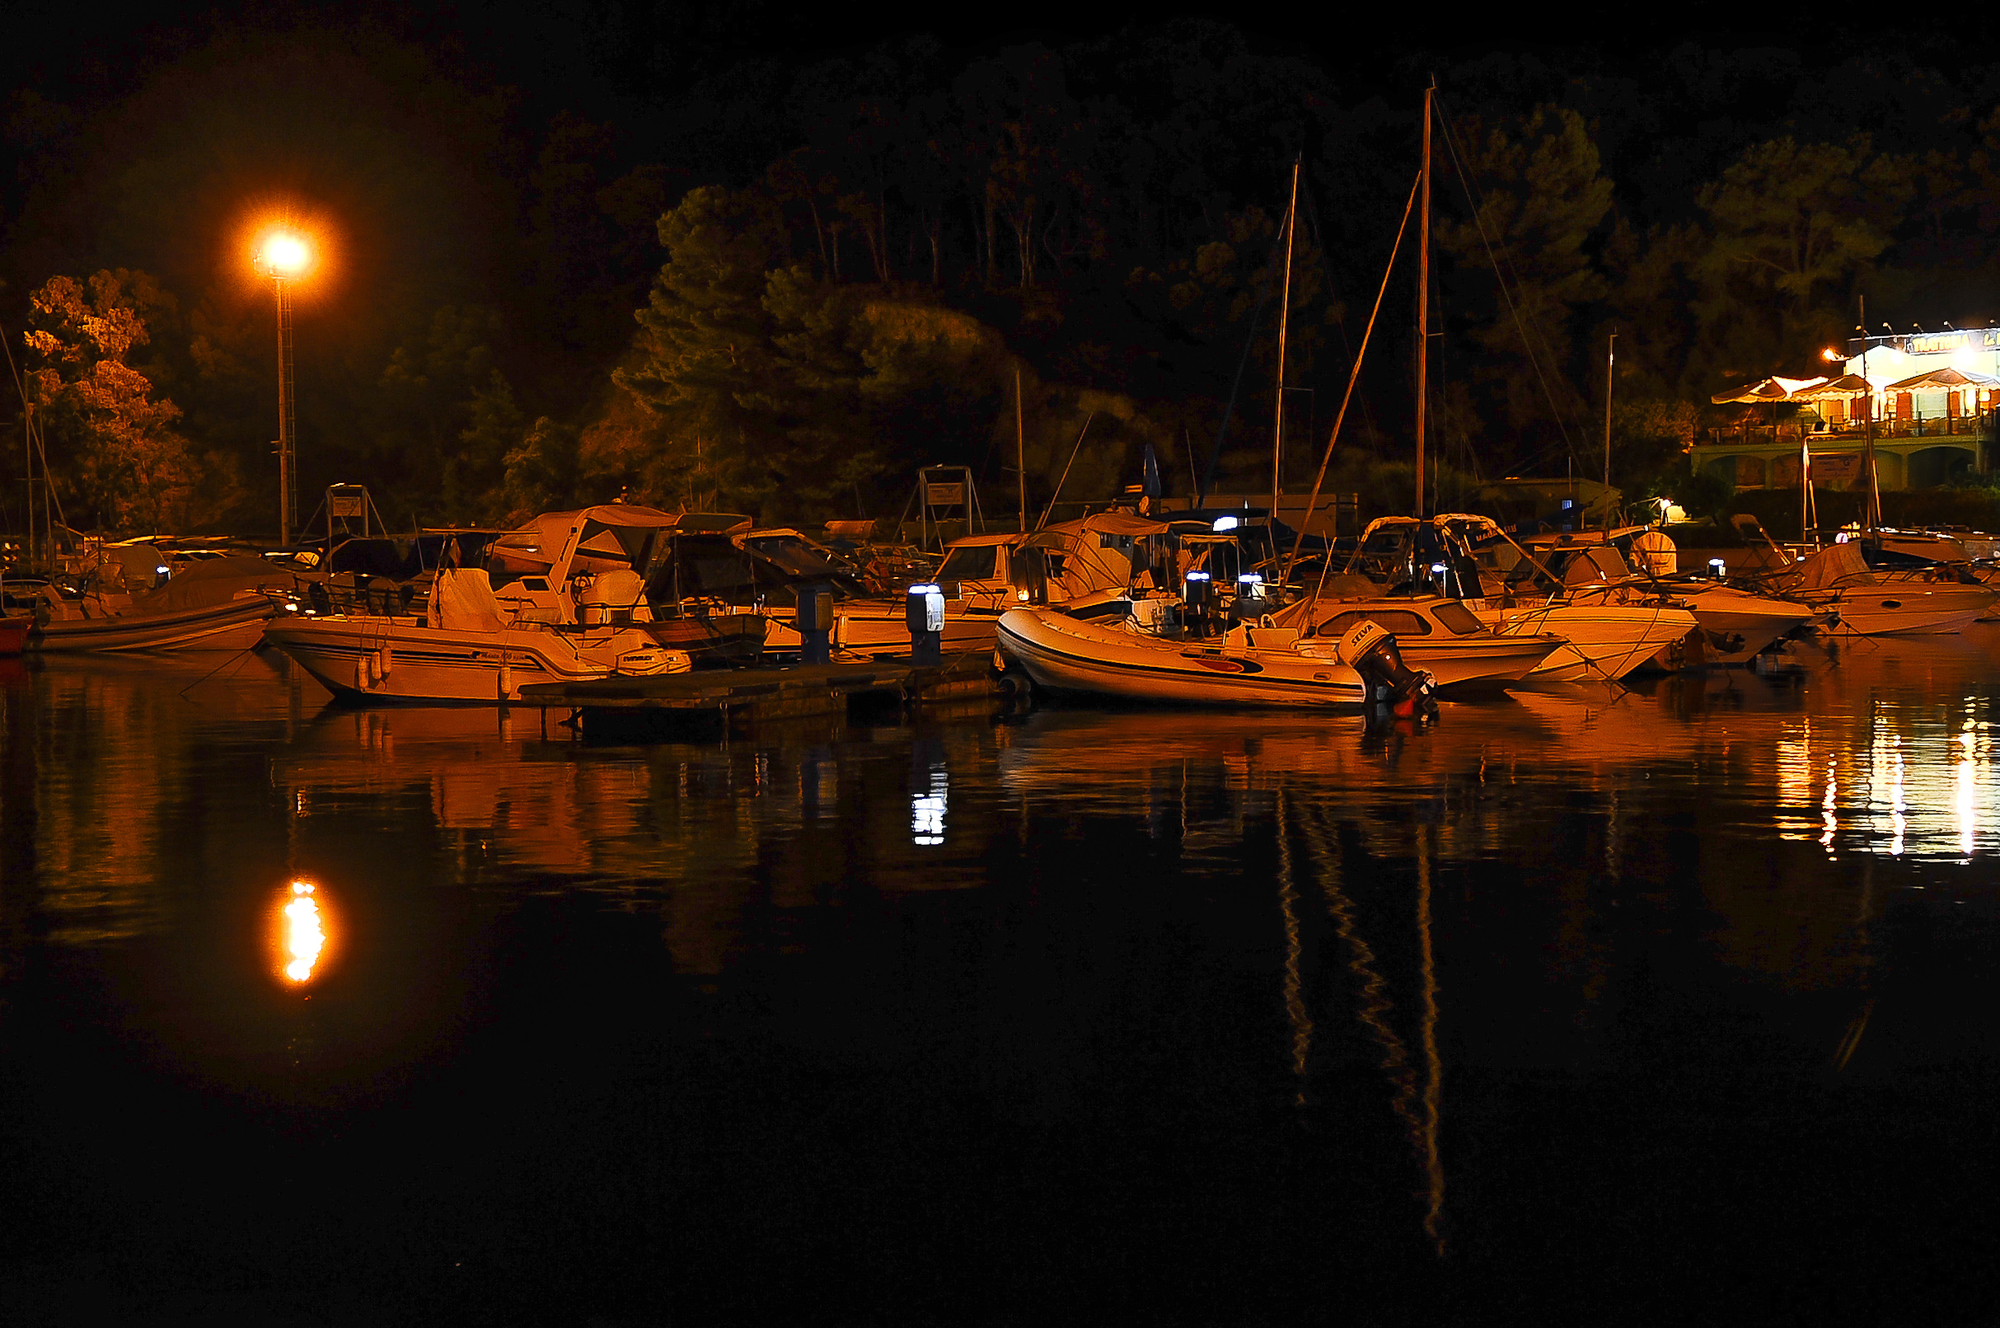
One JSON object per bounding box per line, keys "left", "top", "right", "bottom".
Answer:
{"left": 906, "top": 583, "right": 945, "bottom": 666}
{"left": 796, "top": 584, "right": 833, "bottom": 665}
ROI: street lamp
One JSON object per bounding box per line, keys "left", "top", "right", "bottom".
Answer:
{"left": 254, "top": 229, "right": 312, "bottom": 545}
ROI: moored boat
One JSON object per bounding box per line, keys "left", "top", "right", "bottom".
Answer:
{"left": 996, "top": 606, "right": 1439, "bottom": 711}
{"left": 265, "top": 567, "right": 679, "bottom": 703}
{"left": 29, "top": 555, "right": 294, "bottom": 653}
{"left": 1770, "top": 542, "right": 1996, "bottom": 636}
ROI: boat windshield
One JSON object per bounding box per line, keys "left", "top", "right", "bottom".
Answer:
{"left": 938, "top": 545, "right": 999, "bottom": 583}
{"left": 1432, "top": 600, "right": 1483, "bottom": 635}
{"left": 745, "top": 534, "right": 848, "bottom": 577}
{"left": 1315, "top": 609, "right": 1434, "bottom": 638}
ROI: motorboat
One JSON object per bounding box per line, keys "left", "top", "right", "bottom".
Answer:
{"left": 1335, "top": 516, "right": 1701, "bottom": 681}
{"left": 265, "top": 567, "right": 680, "bottom": 703}
{"left": 1507, "top": 529, "right": 1818, "bottom": 666}
{"left": 0, "top": 614, "right": 28, "bottom": 656}
{"left": 1768, "top": 541, "right": 1995, "bottom": 635}
{"left": 1472, "top": 593, "right": 1701, "bottom": 682}
{"left": 1666, "top": 582, "right": 1818, "bottom": 664}
{"left": 29, "top": 554, "right": 294, "bottom": 652}
{"left": 996, "top": 605, "right": 1435, "bottom": 711}
{"left": 833, "top": 510, "right": 1177, "bottom": 658}
{"left": 481, "top": 506, "right": 800, "bottom": 661}
{"left": 1263, "top": 593, "right": 1562, "bottom": 688}
{"left": 266, "top": 505, "right": 720, "bottom": 702}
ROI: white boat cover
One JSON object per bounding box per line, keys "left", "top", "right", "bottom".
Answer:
{"left": 428, "top": 568, "right": 508, "bottom": 632}
{"left": 1787, "top": 542, "right": 1870, "bottom": 591}
{"left": 139, "top": 556, "right": 295, "bottom": 611}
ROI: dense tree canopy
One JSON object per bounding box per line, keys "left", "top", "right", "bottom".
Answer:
{"left": 6, "top": 11, "right": 2000, "bottom": 535}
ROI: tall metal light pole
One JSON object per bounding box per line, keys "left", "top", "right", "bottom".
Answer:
{"left": 255, "top": 231, "right": 310, "bottom": 546}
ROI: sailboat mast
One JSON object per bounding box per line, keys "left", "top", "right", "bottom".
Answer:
{"left": 1415, "top": 83, "right": 1432, "bottom": 518}
{"left": 1015, "top": 367, "right": 1026, "bottom": 533}
{"left": 1270, "top": 157, "right": 1299, "bottom": 535}
{"left": 23, "top": 402, "right": 33, "bottom": 577}
{"left": 1603, "top": 329, "right": 1616, "bottom": 525}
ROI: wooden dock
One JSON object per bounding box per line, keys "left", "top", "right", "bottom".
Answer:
{"left": 516, "top": 651, "right": 1004, "bottom": 738}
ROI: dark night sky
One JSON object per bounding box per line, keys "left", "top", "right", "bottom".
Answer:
{"left": 9, "top": 2, "right": 2000, "bottom": 530}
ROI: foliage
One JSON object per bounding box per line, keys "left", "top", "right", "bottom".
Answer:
{"left": 21, "top": 270, "right": 214, "bottom": 532}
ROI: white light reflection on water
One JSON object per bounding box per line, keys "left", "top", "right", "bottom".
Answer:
{"left": 912, "top": 766, "right": 947, "bottom": 846}
{"left": 1960, "top": 726, "right": 1978, "bottom": 858}
{"left": 1778, "top": 701, "right": 1994, "bottom": 860}
{"left": 1888, "top": 736, "right": 1906, "bottom": 858}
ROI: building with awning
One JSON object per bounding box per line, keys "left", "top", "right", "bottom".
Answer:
{"left": 1690, "top": 326, "right": 1996, "bottom": 492}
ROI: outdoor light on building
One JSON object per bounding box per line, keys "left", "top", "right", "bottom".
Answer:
{"left": 1822, "top": 347, "right": 1843, "bottom": 362}
{"left": 253, "top": 227, "right": 314, "bottom": 547}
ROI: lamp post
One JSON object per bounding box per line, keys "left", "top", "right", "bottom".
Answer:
{"left": 254, "top": 231, "right": 311, "bottom": 546}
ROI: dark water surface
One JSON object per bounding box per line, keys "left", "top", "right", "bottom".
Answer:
{"left": 3, "top": 631, "right": 1999, "bottom": 1323}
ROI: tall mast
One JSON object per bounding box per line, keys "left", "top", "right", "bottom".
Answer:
{"left": 1603, "top": 329, "right": 1616, "bottom": 526}
{"left": 23, "top": 402, "right": 33, "bottom": 576}
{"left": 1015, "top": 366, "right": 1026, "bottom": 532}
{"left": 1270, "top": 156, "right": 1299, "bottom": 532}
{"left": 1415, "top": 82, "right": 1432, "bottom": 518}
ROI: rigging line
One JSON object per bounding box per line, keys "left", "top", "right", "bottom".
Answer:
{"left": 1299, "top": 169, "right": 1391, "bottom": 460}
{"left": 1433, "top": 96, "right": 1583, "bottom": 434}
{"left": 1431, "top": 96, "right": 1588, "bottom": 465}
{"left": 1198, "top": 199, "right": 1292, "bottom": 504}
{"left": 1034, "top": 412, "right": 1095, "bottom": 531}
{"left": 1284, "top": 171, "right": 1423, "bottom": 591}
{"left": 1438, "top": 107, "right": 1592, "bottom": 467}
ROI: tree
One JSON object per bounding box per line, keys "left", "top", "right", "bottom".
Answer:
{"left": 1698, "top": 136, "right": 1910, "bottom": 309}
{"left": 1435, "top": 105, "right": 1614, "bottom": 458}
{"left": 22, "top": 270, "right": 203, "bottom": 532}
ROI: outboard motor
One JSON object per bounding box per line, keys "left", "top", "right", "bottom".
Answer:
{"left": 1337, "top": 619, "right": 1438, "bottom": 721}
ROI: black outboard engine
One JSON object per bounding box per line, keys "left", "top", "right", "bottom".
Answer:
{"left": 1337, "top": 619, "right": 1438, "bottom": 721}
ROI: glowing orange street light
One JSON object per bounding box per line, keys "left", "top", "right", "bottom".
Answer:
{"left": 254, "top": 229, "right": 313, "bottom": 545}
{"left": 1822, "top": 347, "right": 1843, "bottom": 362}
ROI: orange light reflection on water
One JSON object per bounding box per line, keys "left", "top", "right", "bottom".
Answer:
{"left": 279, "top": 881, "right": 326, "bottom": 984}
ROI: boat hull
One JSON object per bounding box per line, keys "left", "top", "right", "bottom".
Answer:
{"left": 1671, "top": 586, "right": 1817, "bottom": 665}
{"left": 997, "top": 609, "right": 1367, "bottom": 708}
{"left": 832, "top": 600, "right": 1005, "bottom": 656}
{"left": 1479, "top": 603, "right": 1700, "bottom": 681}
{"left": 1827, "top": 585, "right": 1995, "bottom": 636}
{"left": 1387, "top": 634, "right": 1561, "bottom": 687}
{"left": 30, "top": 593, "right": 281, "bottom": 653}
{"left": 265, "top": 615, "right": 666, "bottom": 704}
{"left": 0, "top": 615, "right": 28, "bottom": 656}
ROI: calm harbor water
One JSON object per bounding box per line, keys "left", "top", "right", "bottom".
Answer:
{"left": 3, "top": 631, "right": 1999, "bottom": 1322}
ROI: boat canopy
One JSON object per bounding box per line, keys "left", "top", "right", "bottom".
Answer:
{"left": 488, "top": 506, "right": 748, "bottom": 580}
{"left": 141, "top": 555, "right": 296, "bottom": 611}
{"left": 428, "top": 567, "right": 509, "bottom": 632}
{"left": 1785, "top": 541, "right": 1870, "bottom": 591}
